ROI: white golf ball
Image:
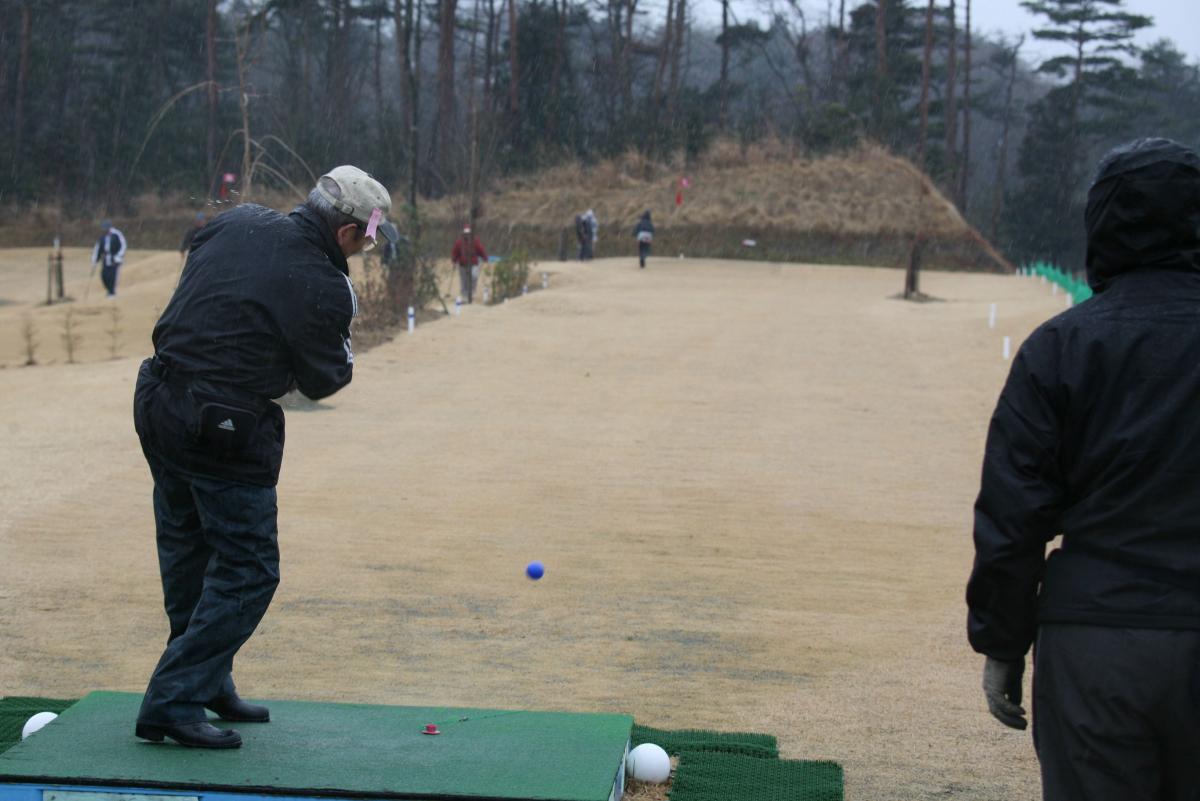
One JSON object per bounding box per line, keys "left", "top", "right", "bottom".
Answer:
{"left": 21, "top": 712, "right": 57, "bottom": 740}
{"left": 626, "top": 742, "right": 671, "bottom": 783}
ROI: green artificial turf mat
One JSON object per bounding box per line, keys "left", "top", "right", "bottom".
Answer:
{"left": 3, "top": 697, "right": 843, "bottom": 800}
{"left": 0, "top": 697, "right": 76, "bottom": 755}
{"left": 630, "top": 723, "right": 778, "bottom": 758}
{"left": 670, "top": 751, "right": 843, "bottom": 801}
{"left": 0, "top": 692, "right": 631, "bottom": 801}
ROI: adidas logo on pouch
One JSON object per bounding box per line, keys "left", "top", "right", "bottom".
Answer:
{"left": 218, "top": 419, "right": 237, "bottom": 432}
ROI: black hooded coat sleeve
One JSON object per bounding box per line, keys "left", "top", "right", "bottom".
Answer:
{"left": 968, "top": 333, "right": 1066, "bottom": 660}
{"left": 968, "top": 139, "right": 1200, "bottom": 660}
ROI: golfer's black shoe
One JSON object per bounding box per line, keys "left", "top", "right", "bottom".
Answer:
{"left": 135, "top": 721, "right": 242, "bottom": 748}
{"left": 206, "top": 696, "right": 270, "bottom": 723}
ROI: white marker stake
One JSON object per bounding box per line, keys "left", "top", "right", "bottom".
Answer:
{"left": 455, "top": 296, "right": 462, "bottom": 315}
{"left": 522, "top": 284, "right": 528, "bottom": 296}
{"left": 1052, "top": 283, "right": 1058, "bottom": 295}
{"left": 988, "top": 303, "right": 997, "bottom": 329}
{"left": 407, "top": 306, "right": 415, "bottom": 333}
{"left": 542, "top": 272, "right": 548, "bottom": 289}
{"left": 1066, "top": 294, "right": 1073, "bottom": 308}
{"left": 483, "top": 286, "right": 491, "bottom": 303}
{"left": 1003, "top": 336, "right": 1011, "bottom": 360}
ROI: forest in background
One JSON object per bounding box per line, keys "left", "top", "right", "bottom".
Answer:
{"left": 1, "top": 0, "right": 1197, "bottom": 271}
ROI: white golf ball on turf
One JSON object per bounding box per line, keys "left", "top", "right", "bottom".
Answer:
{"left": 626, "top": 742, "right": 671, "bottom": 783}
{"left": 21, "top": 712, "right": 57, "bottom": 739}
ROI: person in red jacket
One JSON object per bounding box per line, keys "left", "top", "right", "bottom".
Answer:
{"left": 451, "top": 225, "right": 488, "bottom": 303}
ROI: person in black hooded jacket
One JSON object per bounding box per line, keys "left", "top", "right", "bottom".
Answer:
{"left": 967, "top": 138, "right": 1200, "bottom": 799}
{"left": 131, "top": 166, "right": 393, "bottom": 750}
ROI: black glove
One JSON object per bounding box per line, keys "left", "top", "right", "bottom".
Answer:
{"left": 982, "top": 656, "right": 1027, "bottom": 730}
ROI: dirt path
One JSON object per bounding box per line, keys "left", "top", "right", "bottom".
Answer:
{"left": 0, "top": 250, "right": 1068, "bottom": 799}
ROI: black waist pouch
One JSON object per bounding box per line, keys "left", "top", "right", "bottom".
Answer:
{"left": 188, "top": 387, "right": 264, "bottom": 457}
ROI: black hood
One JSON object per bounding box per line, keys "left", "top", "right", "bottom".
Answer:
{"left": 1085, "top": 137, "right": 1200, "bottom": 292}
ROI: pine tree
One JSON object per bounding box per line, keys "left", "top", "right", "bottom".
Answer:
{"left": 1005, "top": 0, "right": 1151, "bottom": 268}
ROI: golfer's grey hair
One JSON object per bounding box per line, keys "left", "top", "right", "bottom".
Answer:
{"left": 306, "top": 178, "right": 360, "bottom": 233}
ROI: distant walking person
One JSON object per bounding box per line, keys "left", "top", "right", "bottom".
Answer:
{"left": 580, "top": 209, "right": 598, "bottom": 260}
{"left": 92, "top": 220, "right": 127, "bottom": 296}
{"left": 968, "top": 138, "right": 1200, "bottom": 800}
{"left": 574, "top": 213, "right": 590, "bottom": 261}
{"left": 633, "top": 211, "right": 654, "bottom": 269}
{"left": 451, "top": 224, "right": 487, "bottom": 303}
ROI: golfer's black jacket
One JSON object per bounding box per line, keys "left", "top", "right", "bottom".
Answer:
{"left": 968, "top": 139, "right": 1200, "bottom": 660}
{"left": 134, "top": 203, "right": 357, "bottom": 487}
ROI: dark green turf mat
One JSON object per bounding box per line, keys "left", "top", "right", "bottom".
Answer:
{"left": 630, "top": 723, "right": 778, "bottom": 759}
{"left": 0, "top": 697, "right": 76, "bottom": 755}
{"left": 3, "top": 697, "right": 843, "bottom": 801}
{"left": 670, "top": 751, "right": 843, "bottom": 801}
{"left": 0, "top": 692, "right": 631, "bottom": 801}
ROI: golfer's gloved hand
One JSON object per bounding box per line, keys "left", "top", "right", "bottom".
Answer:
{"left": 982, "top": 656, "right": 1027, "bottom": 730}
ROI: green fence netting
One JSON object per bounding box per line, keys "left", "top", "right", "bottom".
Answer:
{"left": 1020, "top": 260, "right": 1093, "bottom": 305}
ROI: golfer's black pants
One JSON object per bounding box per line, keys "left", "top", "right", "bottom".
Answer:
{"left": 138, "top": 460, "right": 279, "bottom": 726}
{"left": 638, "top": 242, "right": 650, "bottom": 268}
{"left": 101, "top": 262, "right": 120, "bottom": 295}
{"left": 1034, "top": 624, "right": 1200, "bottom": 801}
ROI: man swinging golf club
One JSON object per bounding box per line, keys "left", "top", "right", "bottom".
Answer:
{"left": 132, "top": 166, "right": 393, "bottom": 749}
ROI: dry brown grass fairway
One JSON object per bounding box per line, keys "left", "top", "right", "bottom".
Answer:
{"left": 0, "top": 249, "right": 1068, "bottom": 799}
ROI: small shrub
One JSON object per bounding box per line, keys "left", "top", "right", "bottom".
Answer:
{"left": 107, "top": 305, "right": 123, "bottom": 359}
{"left": 61, "top": 308, "right": 80, "bottom": 364}
{"left": 489, "top": 249, "right": 530, "bottom": 303}
{"left": 21, "top": 315, "right": 37, "bottom": 366}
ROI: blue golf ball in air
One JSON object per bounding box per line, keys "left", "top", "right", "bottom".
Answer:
{"left": 526, "top": 561, "right": 545, "bottom": 580}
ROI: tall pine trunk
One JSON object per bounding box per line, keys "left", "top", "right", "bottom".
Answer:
{"left": 943, "top": 0, "right": 958, "bottom": 194}
{"left": 916, "top": 0, "right": 934, "bottom": 167}
{"left": 719, "top": 0, "right": 729, "bottom": 131}
{"left": 990, "top": 38, "right": 1021, "bottom": 243}
{"left": 508, "top": 0, "right": 519, "bottom": 113}
{"left": 433, "top": 0, "right": 458, "bottom": 193}
{"left": 872, "top": 0, "right": 887, "bottom": 140}
{"left": 958, "top": 0, "right": 972, "bottom": 210}
{"left": 11, "top": 0, "right": 32, "bottom": 181}
{"left": 206, "top": 0, "right": 218, "bottom": 187}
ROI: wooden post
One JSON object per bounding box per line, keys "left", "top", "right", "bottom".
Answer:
{"left": 905, "top": 235, "right": 924, "bottom": 299}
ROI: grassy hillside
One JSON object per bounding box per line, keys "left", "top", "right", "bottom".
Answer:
{"left": 419, "top": 140, "right": 1010, "bottom": 272}
{"left": 5, "top": 140, "right": 1009, "bottom": 272}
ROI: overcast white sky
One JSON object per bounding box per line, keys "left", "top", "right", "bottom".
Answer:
{"left": 971, "top": 0, "right": 1198, "bottom": 62}
{"left": 722, "top": 0, "right": 1198, "bottom": 63}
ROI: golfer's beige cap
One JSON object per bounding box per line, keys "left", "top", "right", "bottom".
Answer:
{"left": 317, "top": 166, "right": 394, "bottom": 240}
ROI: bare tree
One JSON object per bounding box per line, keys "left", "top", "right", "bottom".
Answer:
{"left": 234, "top": 15, "right": 256, "bottom": 200}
